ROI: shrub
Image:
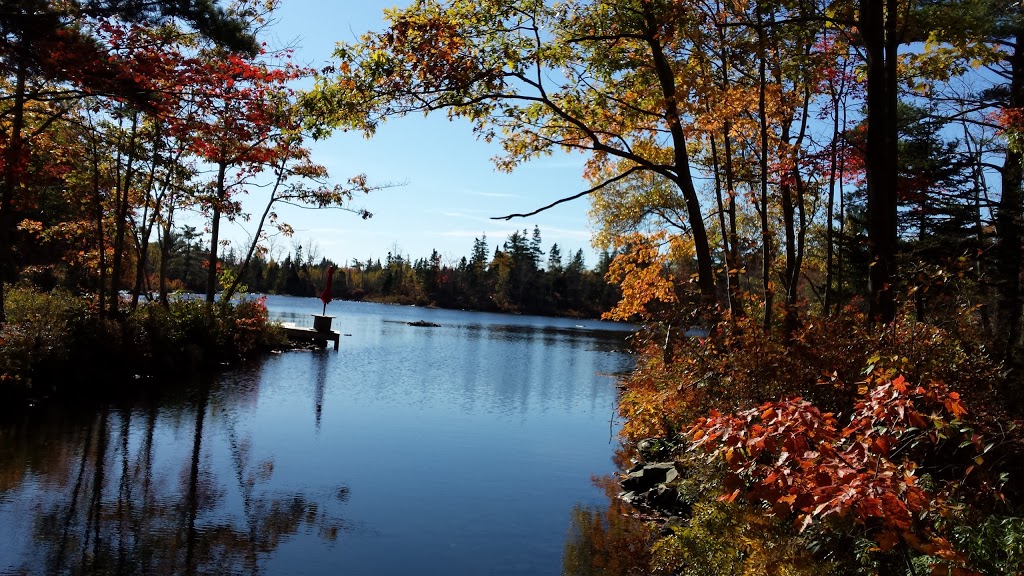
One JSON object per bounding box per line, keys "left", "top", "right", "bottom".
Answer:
{"left": 1, "top": 286, "right": 287, "bottom": 394}
{"left": 220, "top": 296, "right": 286, "bottom": 358}
{"left": 0, "top": 285, "right": 94, "bottom": 390}
{"left": 615, "top": 303, "right": 1014, "bottom": 574}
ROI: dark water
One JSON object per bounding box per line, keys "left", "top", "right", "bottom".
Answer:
{"left": 0, "top": 296, "right": 634, "bottom": 575}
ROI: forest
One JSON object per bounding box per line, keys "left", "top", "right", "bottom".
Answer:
{"left": 5, "top": 0, "right": 1024, "bottom": 573}
{"left": 0, "top": 0, "right": 340, "bottom": 387}
{"left": 0, "top": 0, "right": 616, "bottom": 328}
{"left": 191, "top": 227, "right": 619, "bottom": 317}
{"left": 0, "top": 0, "right": 393, "bottom": 326}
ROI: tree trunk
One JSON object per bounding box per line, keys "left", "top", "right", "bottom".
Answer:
{"left": 715, "top": 3, "right": 743, "bottom": 318}
{"left": 757, "top": 18, "right": 773, "bottom": 331}
{"left": 206, "top": 161, "right": 227, "bottom": 303}
{"left": 0, "top": 59, "right": 27, "bottom": 324}
{"left": 640, "top": 0, "right": 717, "bottom": 303}
{"left": 995, "top": 30, "right": 1024, "bottom": 362}
{"left": 723, "top": 125, "right": 742, "bottom": 318}
{"left": 131, "top": 200, "right": 152, "bottom": 310}
{"left": 159, "top": 204, "right": 174, "bottom": 306}
{"left": 110, "top": 112, "right": 141, "bottom": 318}
{"left": 710, "top": 133, "right": 740, "bottom": 318}
{"left": 862, "top": 0, "right": 901, "bottom": 325}
{"left": 131, "top": 122, "right": 164, "bottom": 310}
{"left": 90, "top": 129, "right": 107, "bottom": 321}
{"left": 824, "top": 80, "right": 844, "bottom": 314}
{"left": 781, "top": 176, "right": 798, "bottom": 335}
{"left": 963, "top": 124, "right": 992, "bottom": 337}
{"left": 781, "top": 86, "right": 813, "bottom": 339}
{"left": 223, "top": 155, "right": 291, "bottom": 303}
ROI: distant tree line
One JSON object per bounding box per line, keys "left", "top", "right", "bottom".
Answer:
{"left": 156, "top": 225, "right": 620, "bottom": 318}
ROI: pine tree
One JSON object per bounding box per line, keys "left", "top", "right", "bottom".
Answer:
{"left": 548, "top": 243, "right": 562, "bottom": 273}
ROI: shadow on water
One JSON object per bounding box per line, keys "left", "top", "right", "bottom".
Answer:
{"left": 0, "top": 374, "right": 350, "bottom": 576}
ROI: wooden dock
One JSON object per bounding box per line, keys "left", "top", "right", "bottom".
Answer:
{"left": 280, "top": 322, "right": 340, "bottom": 350}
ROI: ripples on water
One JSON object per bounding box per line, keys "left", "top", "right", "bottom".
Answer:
{"left": 0, "top": 297, "right": 635, "bottom": 575}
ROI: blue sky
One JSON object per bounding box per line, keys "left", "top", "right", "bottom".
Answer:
{"left": 217, "top": 0, "right": 600, "bottom": 268}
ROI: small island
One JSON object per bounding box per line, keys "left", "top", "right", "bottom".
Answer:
{"left": 407, "top": 320, "right": 440, "bottom": 327}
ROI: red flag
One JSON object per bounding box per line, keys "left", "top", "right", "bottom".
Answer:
{"left": 319, "top": 266, "right": 335, "bottom": 314}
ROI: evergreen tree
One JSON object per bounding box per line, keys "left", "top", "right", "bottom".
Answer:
{"left": 530, "top": 225, "right": 543, "bottom": 268}
{"left": 548, "top": 243, "right": 563, "bottom": 273}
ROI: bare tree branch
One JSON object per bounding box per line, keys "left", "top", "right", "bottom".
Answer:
{"left": 491, "top": 165, "right": 643, "bottom": 220}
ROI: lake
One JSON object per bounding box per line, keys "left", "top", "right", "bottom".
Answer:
{"left": 0, "top": 296, "right": 635, "bottom": 575}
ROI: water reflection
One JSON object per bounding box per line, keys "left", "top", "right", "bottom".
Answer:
{"left": 468, "top": 323, "right": 632, "bottom": 353}
{"left": 0, "top": 377, "right": 347, "bottom": 576}
{"left": 1, "top": 297, "right": 636, "bottom": 575}
{"left": 562, "top": 477, "right": 651, "bottom": 576}
{"left": 312, "top": 352, "right": 329, "bottom": 433}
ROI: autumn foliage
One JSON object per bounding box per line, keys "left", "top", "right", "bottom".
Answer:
{"left": 692, "top": 376, "right": 974, "bottom": 561}
{"left": 0, "top": 0, "right": 378, "bottom": 330}
{"left": 608, "top": 302, "right": 1023, "bottom": 574}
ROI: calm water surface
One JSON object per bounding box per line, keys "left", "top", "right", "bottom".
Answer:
{"left": 0, "top": 296, "right": 634, "bottom": 575}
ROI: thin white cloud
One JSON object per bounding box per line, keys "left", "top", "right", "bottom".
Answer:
{"left": 535, "top": 226, "right": 592, "bottom": 240}
{"left": 435, "top": 210, "right": 499, "bottom": 224}
{"left": 433, "top": 226, "right": 591, "bottom": 242}
{"left": 532, "top": 159, "right": 586, "bottom": 170}
{"left": 466, "top": 191, "right": 520, "bottom": 198}
{"left": 305, "top": 227, "right": 352, "bottom": 234}
{"left": 435, "top": 229, "right": 518, "bottom": 238}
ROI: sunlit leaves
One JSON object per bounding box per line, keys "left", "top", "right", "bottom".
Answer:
{"left": 309, "top": 0, "right": 722, "bottom": 204}
{"left": 589, "top": 162, "right": 686, "bottom": 250}
{"left": 603, "top": 231, "right": 688, "bottom": 321}
{"left": 690, "top": 372, "right": 982, "bottom": 568}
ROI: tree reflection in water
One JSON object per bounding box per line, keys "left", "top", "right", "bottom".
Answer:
{"left": 0, "top": 376, "right": 348, "bottom": 576}
{"left": 562, "top": 477, "right": 651, "bottom": 576}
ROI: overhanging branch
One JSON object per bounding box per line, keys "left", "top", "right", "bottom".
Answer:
{"left": 491, "top": 165, "right": 643, "bottom": 220}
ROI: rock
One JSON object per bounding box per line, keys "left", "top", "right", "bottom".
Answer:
{"left": 621, "top": 485, "right": 693, "bottom": 518}
{"left": 637, "top": 437, "right": 674, "bottom": 461}
{"left": 644, "top": 462, "right": 678, "bottom": 484}
{"left": 648, "top": 485, "right": 679, "bottom": 511}
{"left": 619, "top": 491, "right": 640, "bottom": 506}
{"left": 621, "top": 462, "right": 678, "bottom": 493}
{"left": 407, "top": 320, "right": 440, "bottom": 327}
{"left": 618, "top": 461, "right": 694, "bottom": 519}
{"left": 621, "top": 470, "right": 648, "bottom": 493}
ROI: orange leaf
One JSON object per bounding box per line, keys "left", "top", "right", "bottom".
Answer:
{"left": 717, "top": 488, "right": 740, "bottom": 503}
{"left": 875, "top": 530, "right": 899, "bottom": 551}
